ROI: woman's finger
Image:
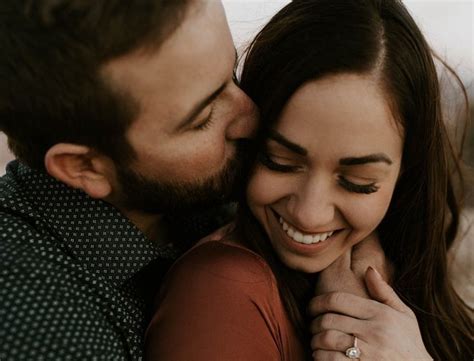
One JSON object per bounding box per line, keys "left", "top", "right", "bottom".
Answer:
{"left": 310, "top": 312, "right": 364, "bottom": 335}
{"left": 312, "top": 348, "right": 354, "bottom": 361}
{"left": 365, "top": 266, "right": 412, "bottom": 314}
{"left": 308, "top": 291, "right": 380, "bottom": 319}
{"left": 310, "top": 329, "right": 354, "bottom": 352}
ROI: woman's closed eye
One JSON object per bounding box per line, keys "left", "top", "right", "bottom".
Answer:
{"left": 259, "top": 151, "right": 380, "bottom": 194}
{"left": 338, "top": 175, "right": 379, "bottom": 194}
{"left": 258, "top": 152, "right": 302, "bottom": 173}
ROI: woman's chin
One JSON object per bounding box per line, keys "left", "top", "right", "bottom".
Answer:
{"left": 277, "top": 253, "right": 334, "bottom": 274}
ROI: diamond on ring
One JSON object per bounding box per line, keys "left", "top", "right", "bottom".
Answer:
{"left": 345, "top": 346, "right": 361, "bottom": 359}
{"left": 345, "top": 336, "right": 361, "bottom": 359}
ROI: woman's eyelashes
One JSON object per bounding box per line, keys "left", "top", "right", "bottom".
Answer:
{"left": 258, "top": 152, "right": 302, "bottom": 173}
{"left": 259, "top": 151, "right": 380, "bottom": 194}
{"left": 337, "top": 176, "right": 379, "bottom": 194}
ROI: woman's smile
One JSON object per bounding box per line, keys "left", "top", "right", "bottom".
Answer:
{"left": 266, "top": 207, "right": 347, "bottom": 260}
{"left": 278, "top": 215, "right": 336, "bottom": 245}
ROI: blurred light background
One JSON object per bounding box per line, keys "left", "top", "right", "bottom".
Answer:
{"left": 223, "top": 1, "right": 473, "bottom": 82}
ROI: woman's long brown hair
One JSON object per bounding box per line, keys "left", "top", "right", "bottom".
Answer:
{"left": 238, "top": 0, "right": 474, "bottom": 360}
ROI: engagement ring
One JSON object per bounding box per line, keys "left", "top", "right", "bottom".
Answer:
{"left": 345, "top": 336, "right": 361, "bottom": 359}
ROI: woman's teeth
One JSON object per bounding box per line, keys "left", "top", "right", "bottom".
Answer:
{"left": 279, "top": 217, "right": 334, "bottom": 245}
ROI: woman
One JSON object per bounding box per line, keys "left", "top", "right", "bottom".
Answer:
{"left": 146, "top": 0, "right": 473, "bottom": 360}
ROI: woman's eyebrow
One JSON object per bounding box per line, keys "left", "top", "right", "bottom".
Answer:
{"left": 339, "top": 153, "right": 393, "bottom": 166}
{"left": 267, "top": 131, "right": 392, "bottom": 166}
{"left": 268, "top": 130, "right": 307, "bottom": 156}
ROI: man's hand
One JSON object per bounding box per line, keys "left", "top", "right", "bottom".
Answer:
{"left": 314, "top": 232, "right": 393, "bottom": 298}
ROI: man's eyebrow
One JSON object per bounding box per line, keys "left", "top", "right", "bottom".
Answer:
{"left": 339, "top": 153, "right": 393, "bottom": 166}
{"left": 268, "top": 130, "right": 307, "bottom": 156}
{"left": 177, "top": 82, "right": 227, "bottom": 130}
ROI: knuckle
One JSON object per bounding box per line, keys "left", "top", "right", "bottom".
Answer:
{"left": 312, "top": 330, "right": 349, "bottom": 353}
{"left": 334, "top": 332, "right": 350, "bottom": 350}
{"left": 312, "top": 349, "right": 335, "bottom": 361}
{"left": 313, "top": 296, "right": 325, "bottom": 313}
{"left": 309, "top": 296, "right": 327, "bottom": 315}
{"left": 318, "top": 330, "right": 334, "bottom": 348}
{"left": 312, "top": 349, "right": 323, "bottom": 360}
{"left": 320, "top": 313, "right": 335, "bottom": 329}
{"left": 314, "top": 292, "right": 341, "bottom": 314}
{"left": 327, "top": 292, "right": 343, "bottom": 306}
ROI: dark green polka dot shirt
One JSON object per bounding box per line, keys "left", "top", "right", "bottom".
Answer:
{"left": 0, "top": 161, "right": 182, "bottom": 360}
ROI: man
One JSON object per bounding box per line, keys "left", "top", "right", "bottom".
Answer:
{"left": 0, "top": 1, "right": 256, "bottom": 359}
{"left": 0, "top": 0, "right": 385, "bottom": 359}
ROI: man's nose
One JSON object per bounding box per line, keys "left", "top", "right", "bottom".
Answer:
{"left": 225, "top": 85, "right": 259, "bottom": 140}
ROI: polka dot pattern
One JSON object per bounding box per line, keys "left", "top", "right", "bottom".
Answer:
{"left": 0, "top": 161, "right": 180, "bottom": 360}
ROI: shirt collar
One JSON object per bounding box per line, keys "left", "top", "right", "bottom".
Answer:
{"left": 0, "top": 160, "right": 179, "bottom": 286}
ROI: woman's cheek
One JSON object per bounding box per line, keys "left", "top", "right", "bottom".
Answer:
{"left": 246, "top": 168, "right": 290, "bottom": 207}
{"left": 345, "top": 188, "right": 395, "bottom": 236}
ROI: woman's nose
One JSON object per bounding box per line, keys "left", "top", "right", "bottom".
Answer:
{"left": 286, "top": 177, "right": 336, "bottom": 232}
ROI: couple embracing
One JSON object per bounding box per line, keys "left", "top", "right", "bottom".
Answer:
{"left": 0, "top": 0, "right": 472, "bottom": 360}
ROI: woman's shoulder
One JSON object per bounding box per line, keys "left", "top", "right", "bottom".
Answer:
{"left": 147, "top": 227, "right": 304, "bottom": 361}
{"left": 167, "top": 229, "right": 274, "bottom": 287}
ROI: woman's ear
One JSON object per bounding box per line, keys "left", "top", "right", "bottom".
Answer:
{"left": 44, "top": 143, "right": 114, "bottom": 199}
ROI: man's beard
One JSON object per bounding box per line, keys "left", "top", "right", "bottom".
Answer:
{"left": 114, "top": 141, "right": 251, "bottom": 215}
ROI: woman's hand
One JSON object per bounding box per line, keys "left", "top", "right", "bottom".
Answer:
{"left": 308, "top": 267, "right": 432, "bottom": 361}
{"left": 314, "top": 232, "right": 393, "bottom": 299}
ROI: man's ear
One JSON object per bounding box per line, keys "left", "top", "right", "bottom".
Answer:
{"left": 44, "top": 143, "right": 114, "bottom": 199}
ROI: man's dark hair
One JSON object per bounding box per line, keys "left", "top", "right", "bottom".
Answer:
{"left": 0, "top": 0, "right": 191, "bottom": 169}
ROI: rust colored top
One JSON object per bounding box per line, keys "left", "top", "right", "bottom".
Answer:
{"left": 145, "top": 228, "right": 306, "bottom": 361}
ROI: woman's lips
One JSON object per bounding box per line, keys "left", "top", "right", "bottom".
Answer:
{"left": 271, "top": 210, "right": 344, "bottom": 257}
{"left": 270, "top": 209, "right": 342, "bottom": 247}
{"left": 278, "top": 216, "right": 335, "bottom": 244}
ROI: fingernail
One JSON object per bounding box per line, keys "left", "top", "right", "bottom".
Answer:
{"left": 369, "top": 266, "right": 382, "bottom": 280}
